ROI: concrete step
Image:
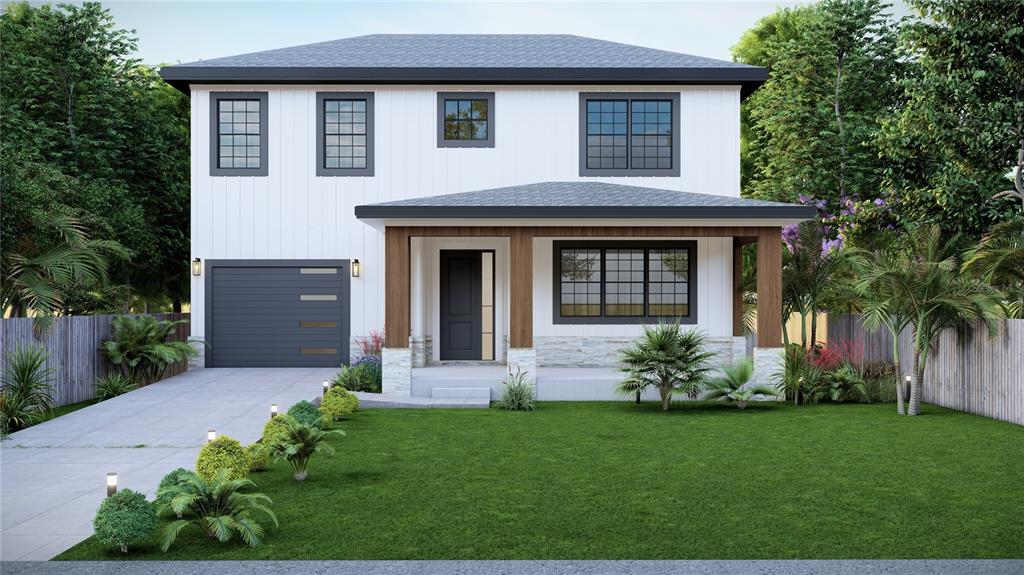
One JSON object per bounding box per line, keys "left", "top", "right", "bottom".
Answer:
{"left": 351, "top": 391, "right": 490, "bottom": 409}
{"left": 431, "top": 387, "right": 492, "bottom": 400}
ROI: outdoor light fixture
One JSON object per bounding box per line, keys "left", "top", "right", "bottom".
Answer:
{"left": 106, "top": 472, "right": 118, "bottom": 497}
{"left": 207, "top": 429, "right": 216, "bottom": 443}
{"left": 191, "top": 257, "right": 202, "bottom": 276}
{"left": 323, "top": 381, "right": 330, "bottom": 396}
{"left": 270, "top": 404, "right": 278, "bottom": 418}
{"left": 351, "top": 259, "right": 361, "bottom": 278}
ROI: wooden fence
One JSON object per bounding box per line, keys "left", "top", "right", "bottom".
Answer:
{"left": 827, "top": 315, "right": 1024, "bottom": 426}
{"left": 0, "top": 313, "right": 191, "bottom": 407}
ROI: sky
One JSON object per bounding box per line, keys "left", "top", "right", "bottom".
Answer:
{"left": 88, "top": 1, "right": 818, "bottom": 66}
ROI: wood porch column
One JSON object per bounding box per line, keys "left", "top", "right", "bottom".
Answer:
{"left": 733, "top": 238, "right": 745, "bottom": 338}
{"left": 384, "top": 226, "right": 410, "bottom": 348}
{"left": 509, "top": 228, "right": 533, "bottom": 348}
{"left": 756, "top": 227, "right": 783, "bottom": 348}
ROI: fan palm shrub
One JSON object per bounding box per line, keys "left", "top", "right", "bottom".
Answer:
{"left": 101, "top": 314, "right": 196, "bottom": 385}
{"left": 267, "top": 418, "right": 345, "bottom": 481}
{"left": 0, "top": 345, "right": 56, "bottom": 434}
{"left": 704, "top": 360, "right": 779, "bottom": 409}
{"left": 617, "top": 324, "right": 714, "bottom": 411}
{"left": 857, "top": 225, "right": 1003, "bottom": 415}
{"left": 156, "top": 469, "right": 277, "bottom": 551}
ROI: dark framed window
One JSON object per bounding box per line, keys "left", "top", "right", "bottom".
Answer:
{"left": 210, "top": 92, "right": 268, "bottom": 176}
{"left": 317, "top": 92, "right": 374, "bottom": 177}
{"left": 578, "top": 92, "right": 681, "bottom": 177}
{"left": 437, "top": 92, "right": 495, "bottom": 148}
{"left": 553, "top": 241, "right": 696, "bottom": 324}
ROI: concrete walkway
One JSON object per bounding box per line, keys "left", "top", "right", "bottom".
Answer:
{"left": 0, "top": 367, "right": 335, "bottom": 561}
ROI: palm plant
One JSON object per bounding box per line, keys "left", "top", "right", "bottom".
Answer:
{"left": 100, "top": 314, "right": 197, "bottom": 384}
{"left": 267, "top": 418, "right": 345, "bottom": 481}
{"left": 704, "top": 360, "right": 778, "bottom": 409}
{"left": 93, "top": 374, "right": 137, "bottom": 401}
{"left": 963, "top": 218, "right": 1024, "bottom": 318}
{"left": 1, "top": 345, "right": 56, "bottom": 434}
{"left": 782, "top": 221, "right": 857, "bottom": 349}
{"left": 858, "top": 225, "right": 1004, "bottom": 415}
{"left": 617, "top": 324, "right": 714, "bottom": 411}
{"left": 156, "top": 468, "right": 277, "bottom": 551}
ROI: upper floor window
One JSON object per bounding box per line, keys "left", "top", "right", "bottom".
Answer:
{"left": 553, "top": 241, "right": 696, "bottom": 324}
{"left": 210, "top": 92, "right": 268, "bottom": 176}
{"left": 317, "top": 92, "right": 374, "bottom": 177}
{"left": 578, "top": 93, "right": 680, "bottom": 177}
{"left": 437, "top": 92, "right": 495, "bottom": 148}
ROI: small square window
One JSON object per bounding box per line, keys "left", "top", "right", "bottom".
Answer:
{"left": 437, "top": 92, "right": 495, "bottom": 148}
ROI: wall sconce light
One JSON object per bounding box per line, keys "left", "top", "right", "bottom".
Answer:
{"left": 192, "top": 257, "right": 202, "bottom": 276}
{"left": 351, "top": 259, "right": 360, "bottom": 278}
{"left": 207, "top": 429, "right": 216, "bottom": 443}
{"left": 270, "top": 404, "right": 278, "bottom": 418}
{"left": 323, "top": 381, "right": 330, "bottom": 396}
{"left": 106, "top": 472, "right": 118, "bottom": 497}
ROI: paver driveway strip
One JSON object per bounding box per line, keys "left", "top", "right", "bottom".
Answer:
{"left": 0, "top": 367, "right": 335, "bottom": 561}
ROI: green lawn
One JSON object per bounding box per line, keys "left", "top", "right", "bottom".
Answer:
{"left": 58, "top": 402, "right": 1024, "bottom": 560}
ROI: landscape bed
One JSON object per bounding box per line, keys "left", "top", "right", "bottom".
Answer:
{"left": 58, "top": 402, "right": 1024, "bottom": 560}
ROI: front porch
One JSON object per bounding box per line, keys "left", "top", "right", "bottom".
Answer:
{"left": 412, "top": 364, "right": 661, "bottom": 401}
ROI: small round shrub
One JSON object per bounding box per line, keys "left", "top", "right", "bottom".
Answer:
{"left": 287, "top": 400, "right": 322, "bottom": 427}
{"left": 261, "top": 414, "right": 294, "bottom": 444}
{"left": 195, "top": 435, "right": 250, "bottom": 481}
{"left": 247, "top": 442, "right": 270, "bottom": 472}
{"left": 93, "top": 489, "right": 157, "bottom": 553}
{"left": 320, "top": 386, "right": 359, "bottom": 424}
{"left": 154, "top": 467, "right": 192, "bottom": 510}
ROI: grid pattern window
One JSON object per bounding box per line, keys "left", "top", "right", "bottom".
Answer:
{"left": 554, "top": 242, "right": 695, "bottom": 323}
{"left": 647, "top": 249, "right": 689, "bottom": 316}
{"left": 585, "top": 100, "right": 628, "bottom": 169}
{"left": 559, "top": 249, "right": 602, "bottom": 317}
{"left": 631, "top": 100, "right": 673, "bottom": 170}
{"left": 323, "top": 99, "right": 368, "bottom": 170}
{"left": 604, "top": 249, "right": 644, "bottom": 316}
{"left": 217, "top": 100, "right": 262, "bottom": 169}
{"left": 444, "top": 99, "right": 489, "bottom": 141}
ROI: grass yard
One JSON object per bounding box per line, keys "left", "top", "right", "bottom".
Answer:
{"left": 58, "top": 402, "right": 1024, "bottom": 560}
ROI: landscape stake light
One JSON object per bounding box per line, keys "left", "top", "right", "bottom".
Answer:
{"left": 191, "top": 257, "right": 202, "bottom": 276}
{"left": 351, "top": 259, "right": 360, "bottom": 277}
{"left": 271, "top": 404, "right": 278, "bottom": 418}
{"left": 106, "top": 472, "right": 117, "bottom": 497}
{"left": 207, "top": 429, "right": 216, "bottom": 443}
{"left": 323, "top": 381, "right": 330, "bottom": 396}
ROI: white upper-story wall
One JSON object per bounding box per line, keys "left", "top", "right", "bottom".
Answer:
{"left": 189, "top": 83, "right": 742, "bottom": 339}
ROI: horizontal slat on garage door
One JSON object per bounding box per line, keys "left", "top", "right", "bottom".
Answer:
{"left": 209, "top": 264, "right": 348, "bottom": 367}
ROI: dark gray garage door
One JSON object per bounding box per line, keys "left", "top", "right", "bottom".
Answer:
{"left": 206, "top": 260, "right": 350, "bottom": 367}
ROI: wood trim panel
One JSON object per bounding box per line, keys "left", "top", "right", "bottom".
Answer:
{"left": 384, "top": 227, "right": 410, "bottom": 348}
{"left": 756, "top": 227, "right": 782, "bottom": 348}
{"left": 402, "top": 226, "right": 762, "bottom": 239}
{"left": 733, "top": 238, "right": 744, "bottom": 338}
{"left": 509, "top": 229, "right": 533, "bottom": 348}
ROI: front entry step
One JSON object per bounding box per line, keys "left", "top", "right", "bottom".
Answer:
{"left": 431, "top": 387, "right": 491, "bottom": 400}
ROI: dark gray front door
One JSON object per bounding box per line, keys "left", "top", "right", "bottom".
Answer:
{"left": 207, "top": 261, "right": 349, "bottom": 367}
{"left": 440, "top": 251, "right": 482, "bottom": 360}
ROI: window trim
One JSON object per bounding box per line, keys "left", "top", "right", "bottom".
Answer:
{"left": 436, "top": 92, "right": 495, "bottom": 148}
{"left": 552, "top": 240, "right": 697, "bottom": 325}
{"left": 209, "top": 92, "right": 269, "bottom": 177}
{"left": 316, "top": 92, "right": 375, "bottom": 177}
{"left": 578, "top": 92, "right": 681, "bottom": 177}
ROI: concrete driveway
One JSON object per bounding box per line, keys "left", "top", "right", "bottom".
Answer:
{"left": 0, "top": 367, "right": 335, "bottom": 561}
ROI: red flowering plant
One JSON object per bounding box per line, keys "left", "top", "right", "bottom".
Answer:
{"left": 809, "top": 338, "right": 865, "bottom": 372}
{"left": 357, "top": 329, "right": 385, "bottom": 357}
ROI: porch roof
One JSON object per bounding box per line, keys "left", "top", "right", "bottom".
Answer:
{"left": 354, "top": 181, "right": 816, "bottom": 220}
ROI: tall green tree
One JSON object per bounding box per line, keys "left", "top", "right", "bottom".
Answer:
{"left": 880, "top": 0, "right": 1024, "bottom": 238}
{"left": 734, "top": 0, "right": 905, "bottom": 210}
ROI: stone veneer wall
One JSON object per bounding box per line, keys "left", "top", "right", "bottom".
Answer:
{"left": 410, "top": 335, "right": 433, "bottom": 368}
{"left": 188, "top": 338, "right": 206, "bottom": 370}
{"left": 506, "top": 348, "right": 537, "bottom": 385}
{"left": 382, "top": 347, "right": 411, "bottom": 394}
{"left": 752, "top": 347, "right": 785, "bottom": 392}
{"left": 535, "top": 336, "right": 744, "bottom": 369}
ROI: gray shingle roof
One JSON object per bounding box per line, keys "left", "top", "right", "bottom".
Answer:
{"left": 159, "top": 34, "right": 767, "bottom": 96}
{"left": 354, "top": 181, "right": 816, "bottom": 220}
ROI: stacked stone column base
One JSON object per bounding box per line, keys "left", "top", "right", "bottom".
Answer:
{"left": 753, "top": 347, "right": 785, "bottom": 400}
{"left": 382, "top": 347, "right": 412, "bottom": 394}
{"left": 506, "top": 348, "right": 537, "bottom": 386}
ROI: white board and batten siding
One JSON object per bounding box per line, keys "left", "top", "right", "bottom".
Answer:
{"left": 190, "top": 84, "right": 742, "bottom": 341}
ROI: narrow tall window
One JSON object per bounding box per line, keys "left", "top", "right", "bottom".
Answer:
{"left": 210, "top": 92, "right": 268, "bottom": 176}
{"left": 579, "top": 93, "right": 680, "bottom": 177}
{"left": 317, "top": 92, "right": 374, "bottom": 176}
{"left": 437, "top": 92, "right": 495, "bottom": 148}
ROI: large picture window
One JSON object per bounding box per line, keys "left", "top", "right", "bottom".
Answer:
{"left": 579, "top": 92, "right": 681, "bottom": 177}
{"left": 317, "top": 92, "right": 374, "bottom": 176}
{"left": 210, "top": 92, "right": 268, "bottom": 176}
{"left": 554, "top": 241, "right": 696, "bottom": 324}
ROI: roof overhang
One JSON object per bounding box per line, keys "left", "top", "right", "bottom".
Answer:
{"left": 354, "top": 215, "right": 815, "bottom": 233}
{"left": 354, "top": 204, "right": 815, "bottom": 221}
{"left": 159, "top": 66, "right": 768, "bottom": 98}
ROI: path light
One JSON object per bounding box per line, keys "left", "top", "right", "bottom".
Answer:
{"left": 207, "top": 429, "right": 216, "bottom": 443}
{"left": 106, "top": 472, "right": 117, "bottom": 497}
{"left": 270, "top": 404, "right": 278, "bottom": 418}
{"left": 351, "top": 259, "right": 360, "bottom": 278}
{"left": 323, "top": 381, "right": 330, "bottom": 396}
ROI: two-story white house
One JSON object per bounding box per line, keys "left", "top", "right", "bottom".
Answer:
{"left": 159, "top": 34, "right": 813, "bottom": 400}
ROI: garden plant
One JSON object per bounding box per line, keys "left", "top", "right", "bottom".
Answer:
{"left": 617, "top": 324, "right": 713, "bottom": 411}
{"left": 267, "top": 418, "right": 345, "bottom": 482}
{"left": 92, "top": 489, "right": 157, "bottom": 554}
{"left": 500, "top": 367, "right": 535, "bottom": 411}
{"left": 100, "top": 314, "right": 197, "bottom": 385}
{"left": 704, "top": 360, "right": 779, "bottom": 409}
{"left": 195, "top": 435, "right": 251, "bottom": 481}
{"left": 0, "top": 344, "right": 55, "bottom": 434}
